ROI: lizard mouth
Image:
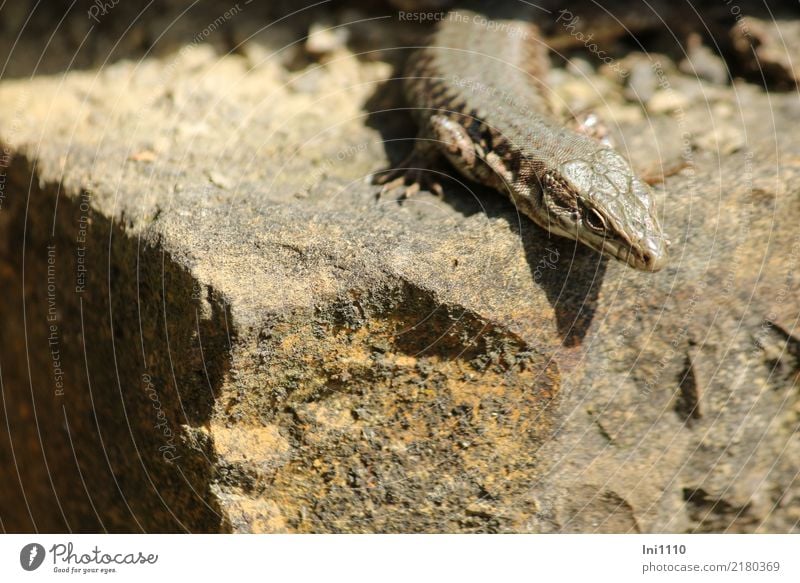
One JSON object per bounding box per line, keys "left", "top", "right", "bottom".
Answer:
{"left": 541, "top": 218, "right": 668, "bottom": 271}
{"left": 599, "top": 233, "right": 668, "bottom": 272}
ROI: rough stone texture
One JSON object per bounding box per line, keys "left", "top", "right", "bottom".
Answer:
{"left": 0, "top": 1, "right": 798, "bottom": 533}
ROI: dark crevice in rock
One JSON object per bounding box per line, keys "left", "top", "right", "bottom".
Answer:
{"left": 682, "top": 487, "right": 756, "bottom": 533}
{"left": 758, "top": 322, "right": 800, "bottom": 386}
{"left": 675, "top": 353, "right": 702, "bottom": 423}
{"left": 0, "top": 153, "right": 231, "bottom": 532}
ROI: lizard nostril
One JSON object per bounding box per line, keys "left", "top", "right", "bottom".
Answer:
{"left": 640, "top": 243, "right": 668, "bottom": 271}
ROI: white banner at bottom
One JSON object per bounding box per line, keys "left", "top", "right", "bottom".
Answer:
{"left": 1, "top": 534, "right": 797, "bottom": 582}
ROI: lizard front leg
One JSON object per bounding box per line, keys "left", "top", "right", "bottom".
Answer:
{"left": 430, "top": 114, "right": 516, "bottom": 194}
{"left": 374, "top": 113, "right": 515, "bottom": 199}
{"left": 374, "top": 113, "right": 491, "bottom": 199}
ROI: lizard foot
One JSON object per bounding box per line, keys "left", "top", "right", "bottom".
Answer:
{"left": 371, "top": 152, "right": 445, "bottom": 200}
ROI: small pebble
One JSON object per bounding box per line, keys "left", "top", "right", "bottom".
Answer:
{"left": 624, "top": 59, "right": 659, "bottom": 103}
{"left": 306, "top": 22, "right": 349, "bottom": 57}
{"left": 129, "top": 149, "right": 157, "bottom": 162}
{"left": 647, "top": 89, "right": 690, "bottom": 115}
{"left": 679, "top": 34, "right": 729, "bottom": 85}
{"left": 208, "top": 171, "right": 234, "bottom": 189}
{"left": 567, "top": 57, "right": 595, "bottom": 78}
{"left": 693, "top": 125, "right": 745, "bottom": 155}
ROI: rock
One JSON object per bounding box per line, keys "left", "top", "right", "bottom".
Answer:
{"left": 623, "top": 54, "right": 663, "bottom": 104}
{"left": 647, "top": 89, "right": 692, "bottom": 115}
{"left": 730, "top": 17, "right": 800, "bottom": 88}
{"left": 692, "top": 125, "right": 746, "bottom": 155}
{"left": 0, "top": 1, "right": 798, "bottom": 534}
{"left": 679, "top": 33, "right": 730, "bottom": 85}
{"left": 306, "top": 21, "right": 350, "bottom": 58}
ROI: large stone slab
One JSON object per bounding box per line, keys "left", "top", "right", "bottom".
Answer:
{"left": 0, "top": 1, "right": 797, "bottom": 532}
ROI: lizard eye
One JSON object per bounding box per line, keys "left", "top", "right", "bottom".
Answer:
{"left": 583, "top": 206, "right": 607, "bottom": 232}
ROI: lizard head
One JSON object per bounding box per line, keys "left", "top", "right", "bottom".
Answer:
{"left": 533, "top": 148, "right": 669, "bottom": 271}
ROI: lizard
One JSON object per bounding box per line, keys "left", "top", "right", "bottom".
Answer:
{"left": 375, "top": 1, "right": 670, "bottom": 271}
